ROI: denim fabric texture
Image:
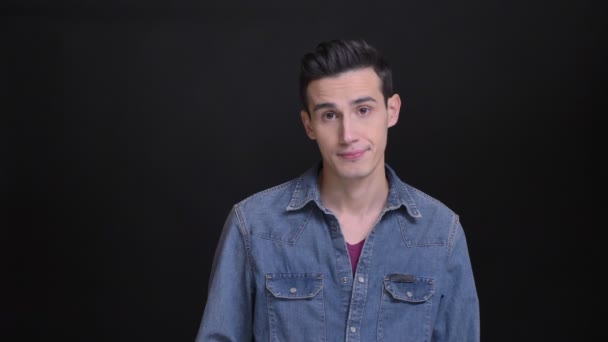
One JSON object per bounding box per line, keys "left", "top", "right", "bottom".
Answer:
{"left": 196, "top": 163, "right": 480, "bottom": 342}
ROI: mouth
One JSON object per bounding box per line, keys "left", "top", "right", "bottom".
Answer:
{"left": 337, "top": 149, "right": 367, "bottom": 160}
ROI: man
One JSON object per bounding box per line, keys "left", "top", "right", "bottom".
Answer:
{"left": 196, "top": 39, "right": 479, "bottom": 341}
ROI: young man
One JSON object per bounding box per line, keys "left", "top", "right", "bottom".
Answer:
{"left": 196, "top": 39, "right": 479, "bottom": 341}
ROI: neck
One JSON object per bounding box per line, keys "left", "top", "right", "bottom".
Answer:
{"left": 318, "top": 164, "right": 389, "bottom": 216}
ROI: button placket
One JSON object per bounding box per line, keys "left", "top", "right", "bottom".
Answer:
{"left": 346, "top": 239, "right": 376, "bottom": 342}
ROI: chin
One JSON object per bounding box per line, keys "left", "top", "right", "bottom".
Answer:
{"left": 333, "top": 165, "right": 373, "bottom": 180}
{"left": 323, "top": 154, "right": 380, "bottom": 180}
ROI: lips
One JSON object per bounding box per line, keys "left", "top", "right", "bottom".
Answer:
{"left": 337, "top": 149, "right": 367, "bottom": 160}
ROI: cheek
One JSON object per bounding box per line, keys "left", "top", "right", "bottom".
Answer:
{"left": 315, "top": 137, "right": 333, "bottom": 151}
{"left": 359, "top": 116, "right": 386, "bottom": 132}
{"left": 314, "top": 133, "right": 337, "bottom": 153}
{"left": 371, "top": 126, "right": 389, "bottom": 144}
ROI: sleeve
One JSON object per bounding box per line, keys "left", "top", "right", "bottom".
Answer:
{"left": 432, "top": 218, "right": 480, "bottom": 341}
{"left": 195, "top": 206, "right": 255, "bottom": 341}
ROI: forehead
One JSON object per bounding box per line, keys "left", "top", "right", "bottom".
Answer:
{"left": 307, "top": 67, "right": 382, "bottom": 105}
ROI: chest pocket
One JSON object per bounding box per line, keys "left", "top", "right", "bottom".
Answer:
{"left": 378, "top": 274, "right": 436, "bottom": 342}
{"left": 265, "top": 273, "right": 326, "bottom": 342}
{"left": 384, "top": 273, "right": 435, "bottom": 302}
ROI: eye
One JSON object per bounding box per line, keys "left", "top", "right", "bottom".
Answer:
{"left": 358, "top": 107, "right": 371, "bottom": 116}
{"left": 322, "top": 112, "right": 337, "bottom": 120}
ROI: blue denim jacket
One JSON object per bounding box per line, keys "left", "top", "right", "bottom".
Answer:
{"left": 196, "top": 164, "right": 479, "bottom": 341}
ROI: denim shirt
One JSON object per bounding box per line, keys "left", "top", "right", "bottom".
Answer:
{"left": 196, "top": 164, "right": 480, "bottom": 342}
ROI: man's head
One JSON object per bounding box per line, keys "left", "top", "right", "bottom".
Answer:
{"left": 299, "top": 39, "right": 393, "bottom": 114}
{"left": 299, "top": 39, "right": 401, "bottom": 183}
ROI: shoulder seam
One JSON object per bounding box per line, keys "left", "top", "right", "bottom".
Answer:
{"left": 446, "top": 214, "right": 461, "bottom": 263}
{"left": 237, "top": 178, "right": 298, "bottom": 206}
{"left": 232, "top": 203, "right": 256, "bottom": 286}
{"left": 408, "top": 186, "right": 456, "bottom": 216}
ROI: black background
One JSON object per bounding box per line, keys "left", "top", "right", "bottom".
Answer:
{"left": 3, "top": 1, "right": 604, "bottom": 341}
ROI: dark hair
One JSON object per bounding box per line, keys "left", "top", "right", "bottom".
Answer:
{"left": 299, "top": 39, "right": 393, "bottom": 113}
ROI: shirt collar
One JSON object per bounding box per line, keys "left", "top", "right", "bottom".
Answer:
{"left": 286, "top": 162, "right": 422, "bottom": 218}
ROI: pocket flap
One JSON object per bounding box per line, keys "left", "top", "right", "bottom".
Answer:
{"left": 265, "top": 273, "right": 323, "bottom": 299}
{"left": 383, "top": 274, "right": 435, "bottom": 303}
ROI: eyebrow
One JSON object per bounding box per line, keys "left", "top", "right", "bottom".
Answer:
{"left": 312, "top": 96, "right": 377, "bottom": 113}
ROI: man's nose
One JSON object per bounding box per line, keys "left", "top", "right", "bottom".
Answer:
{"left": 339, "top": 115, "right": 356, "bottom": 144}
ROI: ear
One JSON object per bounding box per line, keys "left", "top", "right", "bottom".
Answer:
{"left": 387, "top": 94, "right": 401, "bottom": 128}
{"left": 300, "top": 110, "right": 316, "bottom": 140}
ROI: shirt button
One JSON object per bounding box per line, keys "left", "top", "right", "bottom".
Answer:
{"left": 290, "top": 288, "right": 297, "bottom": 294}
{"left": 406, "top": 291, "right": 413, "bottom": 298}
{"left": 341, "top": 277, "right": 348, "bottom": 283}
{"left": 358, "top": 276, "right": 365, "bottom": 283}
{"left": 350, "top": 326, "right": 357, "bottom": 333}
{"left": 331, "top": 225, "right": 337, "bottom": 232}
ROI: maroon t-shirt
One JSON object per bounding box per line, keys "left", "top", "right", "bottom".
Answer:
{"left": 346, "top": 240, "right": 365, "bottom": 275}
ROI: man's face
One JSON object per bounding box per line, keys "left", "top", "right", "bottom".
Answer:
{"left": 300, "top": 67, "right": 401, "bottom": 182}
